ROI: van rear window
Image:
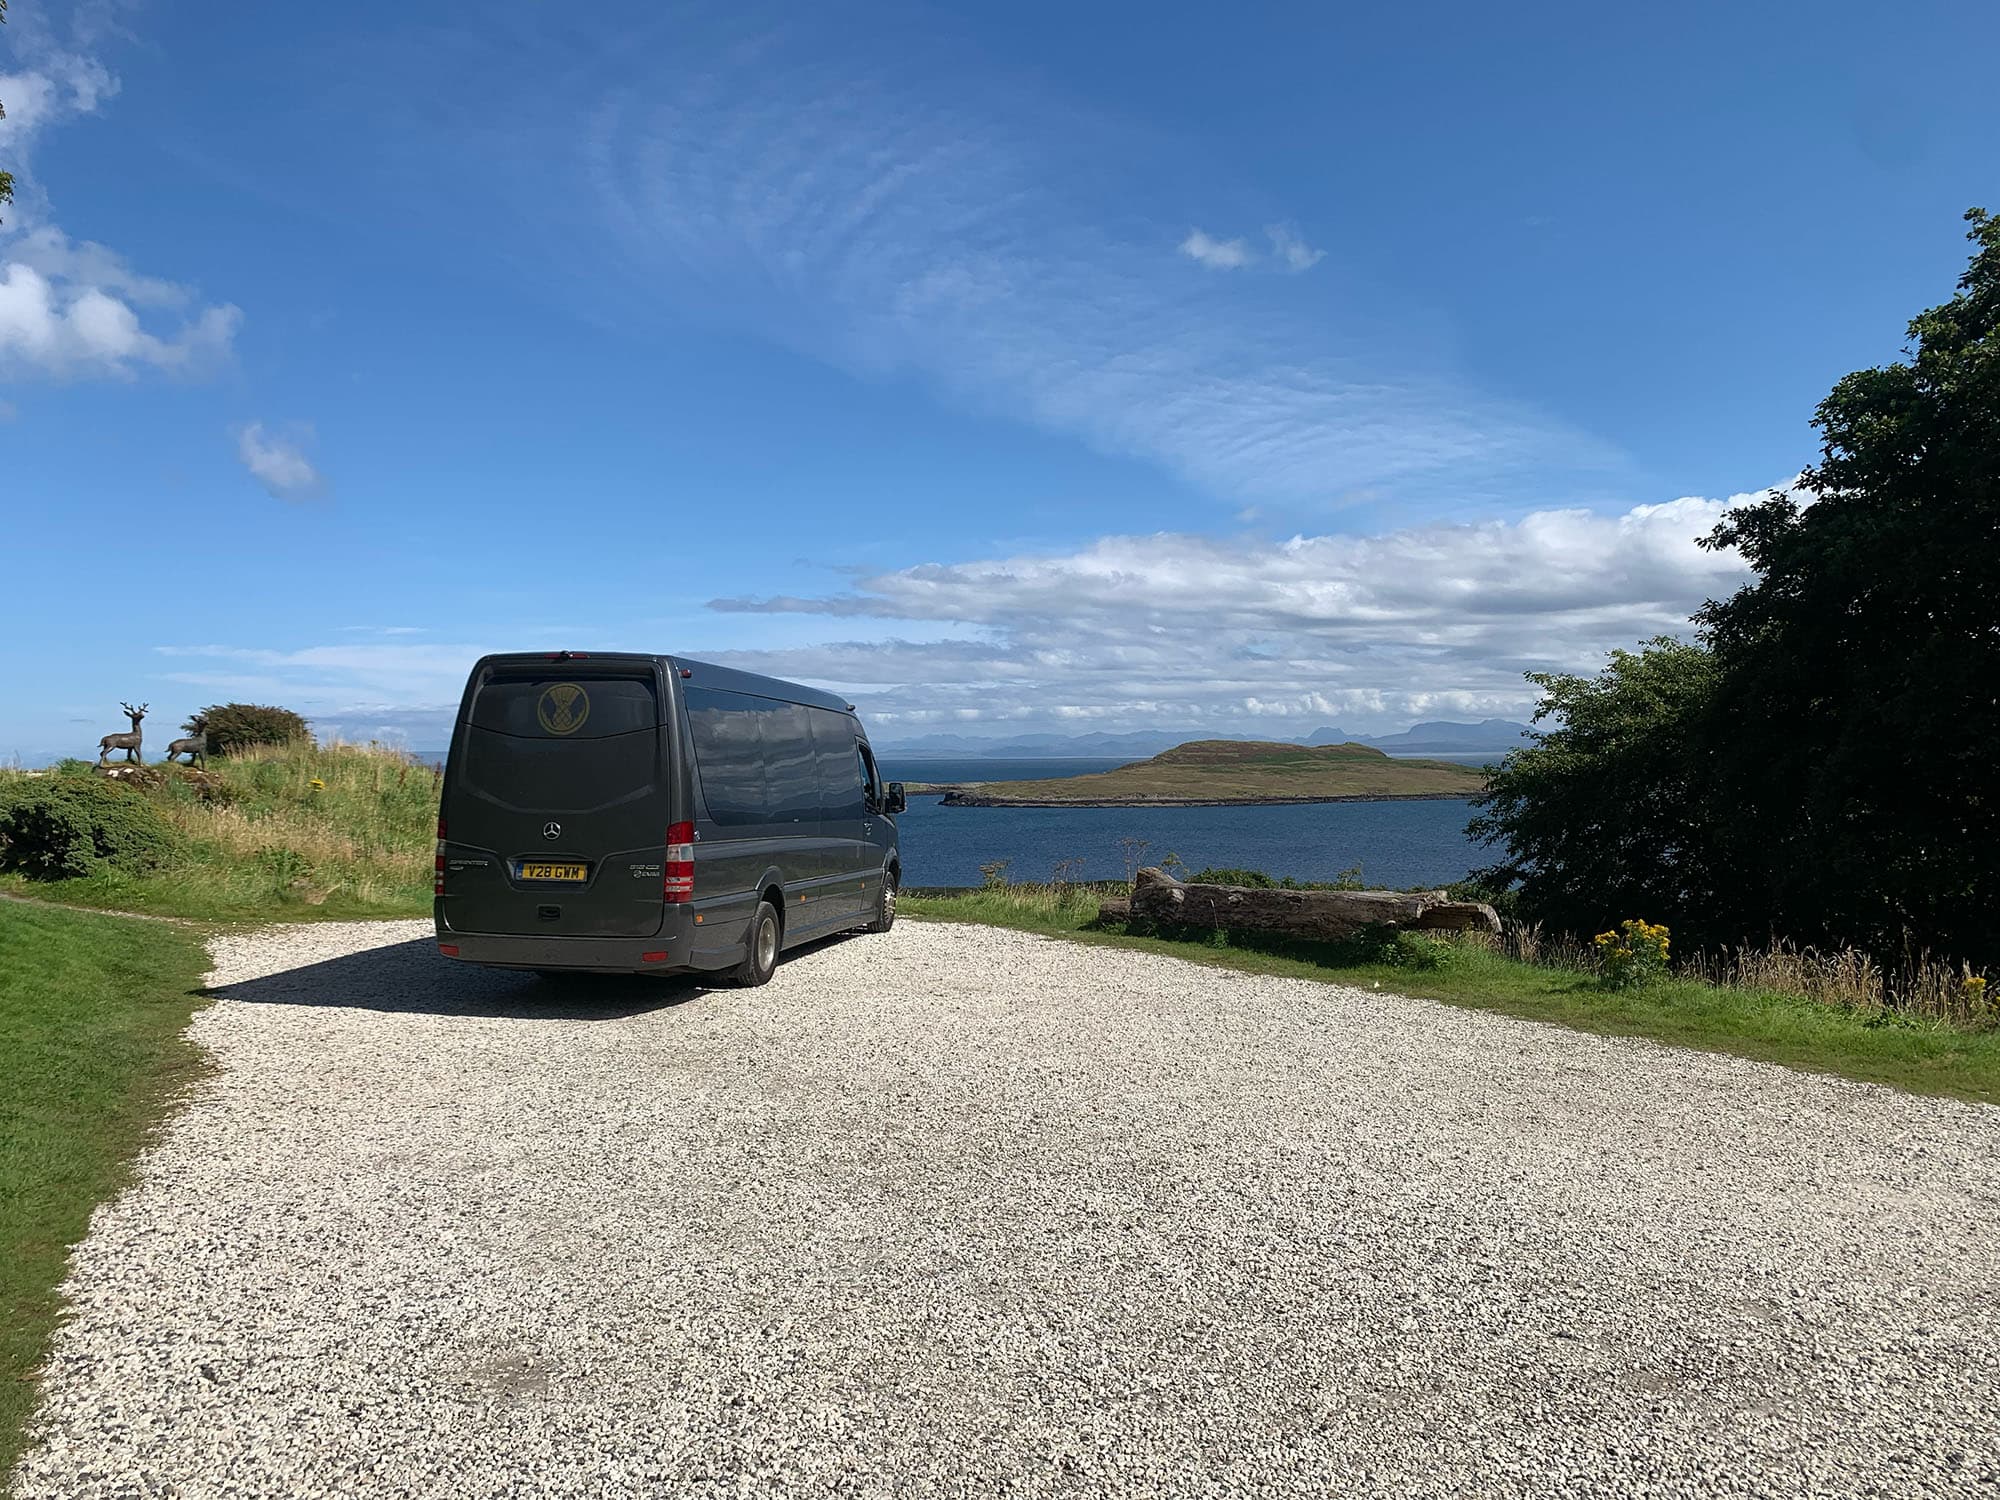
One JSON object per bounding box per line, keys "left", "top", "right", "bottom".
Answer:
{"left": 458, "top": 673, "right": 661, "bottom": 815}
{"left": 468, "top": 674, "right": 658, "bottom": 739}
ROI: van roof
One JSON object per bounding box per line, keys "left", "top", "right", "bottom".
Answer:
{"left": 670, "top": 657, "right": 856, "bottom": 715}
{"left": 470, "top": 653, "right": 855, "bottom": 717}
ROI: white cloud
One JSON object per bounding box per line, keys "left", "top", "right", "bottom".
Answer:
{"left": 0, "top": 52, "right": 118, "bottom": 157}
{"left": 236, "top": 423, "right": 327, "bottom": 501}
{"left": 0, "top": 29, "right": 240, "bottom": 381}
{"left": 0, "top": 252, "right": 239, "bottom": 378}
{"left": 1266, "top": 223, "right": 1324, "bottom": 272}
{"left": 1179, "top": 228, "right": 1252, "bottom": 270}
{"left": 153, "top": 486, "right": 1786, "bottom": 738}
{"left": 698, "top": 486, "right": 1783, "bottom": 733}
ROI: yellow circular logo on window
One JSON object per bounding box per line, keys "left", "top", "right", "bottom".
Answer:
{"left": 536, "top": 682, "right": 591, "bottom": 735}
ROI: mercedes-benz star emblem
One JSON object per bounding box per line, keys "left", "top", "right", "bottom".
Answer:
{"left": 542, "top": 822, "right": 562, "bottom": 841}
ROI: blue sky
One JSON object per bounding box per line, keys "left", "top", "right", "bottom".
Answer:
{"left": 3, "top": 0, "right": 1995, "bottom": 761}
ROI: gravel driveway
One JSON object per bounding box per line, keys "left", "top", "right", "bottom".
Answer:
{"left": 14, "top": 919, "right": 2000, "bottom": 1498}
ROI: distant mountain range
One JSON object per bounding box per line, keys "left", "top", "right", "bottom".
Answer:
{"left": 876, "top": 719, "right": 1535, "bottom": 758}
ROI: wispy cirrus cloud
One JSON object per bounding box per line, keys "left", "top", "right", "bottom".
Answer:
{"left": 428, "top": 12, "right": 1629, "bottom": 513}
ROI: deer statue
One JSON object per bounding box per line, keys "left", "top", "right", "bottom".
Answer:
{"left": 97, "top": 702, "right": 148, "bottom": 766}
{"left": 164, "top": 724, "right": 208, "bottom": 768}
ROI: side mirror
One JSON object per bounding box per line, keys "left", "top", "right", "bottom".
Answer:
{"left": 883, "top": 782, "right": 907, "bottom": 815}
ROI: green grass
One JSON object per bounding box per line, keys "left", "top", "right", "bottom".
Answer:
{"left": 0, "top": 900, "right": 211, "bottom": 1479}
{"left": 932, "top": 738, "right": 1486, "bottom": 803}
{"left": 903, "top": 886, "right": 2000, "bottom": 1104}
{"left": 0, "top": 742, "right": 437, "bottom": 923}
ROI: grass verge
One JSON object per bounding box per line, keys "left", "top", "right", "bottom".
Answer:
{"left": 903, "top": 886, "right": 2000, "bottom": 1104}
{"left": 0, "top": 901, "right": 211, "bottom": 1479}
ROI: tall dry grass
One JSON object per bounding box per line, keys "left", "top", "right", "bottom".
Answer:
{"left": 1677, "top": 940, "right": 1993, "bottom": 1028}
{"left": 153, "top": 739, "right": 439, "bottom": 911}
{"left": 1505, "top": 919, "right": 1991, "bottom": 1028}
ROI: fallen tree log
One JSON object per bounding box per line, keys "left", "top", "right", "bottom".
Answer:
{"left": 1129, "top": 867, "right": 1499, "bottom": 940}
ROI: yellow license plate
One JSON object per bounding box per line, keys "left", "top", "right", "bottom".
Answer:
{"left": 518, "top": 861, "right": 588, "bottom": 882}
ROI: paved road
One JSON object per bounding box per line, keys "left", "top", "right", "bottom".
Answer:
{"left": 15, "top": 919, "right": 2000, "bottom": 1498}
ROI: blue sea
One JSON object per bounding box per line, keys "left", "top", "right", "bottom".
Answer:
{"left": 879, "top": 756, "right": 1489, "bottom": 890}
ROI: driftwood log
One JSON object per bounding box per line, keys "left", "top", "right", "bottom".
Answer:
{"left": 1128, "top": 866, "right": 1499, "bottom": 939}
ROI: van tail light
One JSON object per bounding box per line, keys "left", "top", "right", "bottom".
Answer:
{"left": 664, "top": 821, "right": 695, "bottom": 903}
{"left": 434, "top": 816, "right": 447, "bottom": 896}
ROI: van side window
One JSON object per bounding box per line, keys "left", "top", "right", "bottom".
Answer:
{"left": 762, "top": 701, "right": 818, "bottom": 823}
{"left": 808, "top": 710, "right": 867, "bottom": 822}
{"left": 684, "top": 686, "right": 769, "bottom": 826}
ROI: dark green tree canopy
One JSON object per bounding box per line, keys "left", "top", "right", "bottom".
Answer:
{"left": 186, "top": 704, "right": 315, "bottom": 758}
{"left": 1696, "top": 209, "right": 1998, "bottom": 962}
{"left": 1477, "top": 210, "right": 1999, "bottom": 968}
{"left": 1469, "top": 639, "right": 1724, "bottom": 944}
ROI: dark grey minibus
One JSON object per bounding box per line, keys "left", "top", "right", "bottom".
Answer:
{"left": 434, "top": 652, "right": 904, "bottom": 984}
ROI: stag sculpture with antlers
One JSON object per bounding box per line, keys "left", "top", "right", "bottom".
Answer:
{"left": 97, "top": 702, "right": 148, "bottom": 766}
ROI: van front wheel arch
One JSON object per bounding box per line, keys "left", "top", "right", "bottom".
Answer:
{"left": 867, "top": 866, "right": 898, "bottom": 934}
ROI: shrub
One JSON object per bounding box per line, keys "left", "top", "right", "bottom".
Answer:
{"left": 1191, "top": 866, "right": 1279, "bottom": 888}
{"left": 1595, "top": 919, "right": 1671, "bottom": 989}
{"left": 188, "top": 703, "right": 314, "bottom": 757}
{"left": 0, "top": 777, "right": 181, "bottom": 879}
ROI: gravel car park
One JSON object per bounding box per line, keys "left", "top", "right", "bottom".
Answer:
{"left": 13, "top": 919, "right": 2000, "bottom": 1498}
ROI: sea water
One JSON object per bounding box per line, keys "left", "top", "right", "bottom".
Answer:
{"left": 880, "top": 756, "right": 1489, "bottom": 889}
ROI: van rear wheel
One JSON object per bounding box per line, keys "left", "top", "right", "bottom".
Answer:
{"left": 734, "top": 900, "right": 781, "bottom": 987}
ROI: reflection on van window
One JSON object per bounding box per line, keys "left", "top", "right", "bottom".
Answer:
{"left": 685, "top": 687, "right": 770, "bottom": 826}
{"left": 763, "top": 701, "right": 819, "bottom": 822}
{"left": 811, "top": 709, "right": 866, "bottom": 821}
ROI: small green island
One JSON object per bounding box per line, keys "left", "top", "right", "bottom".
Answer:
{"left": 908, "top": 739, "right": 1489, "bottom": 807}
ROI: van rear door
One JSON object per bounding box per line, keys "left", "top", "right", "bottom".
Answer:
{"left": 440, "top": 663, "right": 670, "bottom": 939}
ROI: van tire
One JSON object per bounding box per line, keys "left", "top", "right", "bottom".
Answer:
{"left": 866, "top": 870, "right": 897, "bottom": 933}
{"left": 734, "top": 900, "right": 781, "bottom": 987}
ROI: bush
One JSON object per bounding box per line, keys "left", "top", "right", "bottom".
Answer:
{"left": 1344, "top": 923, "right": 1460, "bottom": 971}
{"left": 0, "top": 778, "right": 181, "bottom": 880}
{"left": 188, "top": 703, "right": 314, "bottom": 757}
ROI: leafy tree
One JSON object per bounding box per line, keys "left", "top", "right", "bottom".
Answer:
{"left": 1696, "top": 208, "right": 2000, "bottom": 966}
{"left": 1469, "top": 639, "right": 1728, "bottom": 944}
{"left": 187, "top": 703, "right": 315, "bottom": 757}
{"left": 1476, "top": 210, "right": 1999, "bottom": 969}
{"left": 1, "top": 1, "right": 13, "bottom": 222}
